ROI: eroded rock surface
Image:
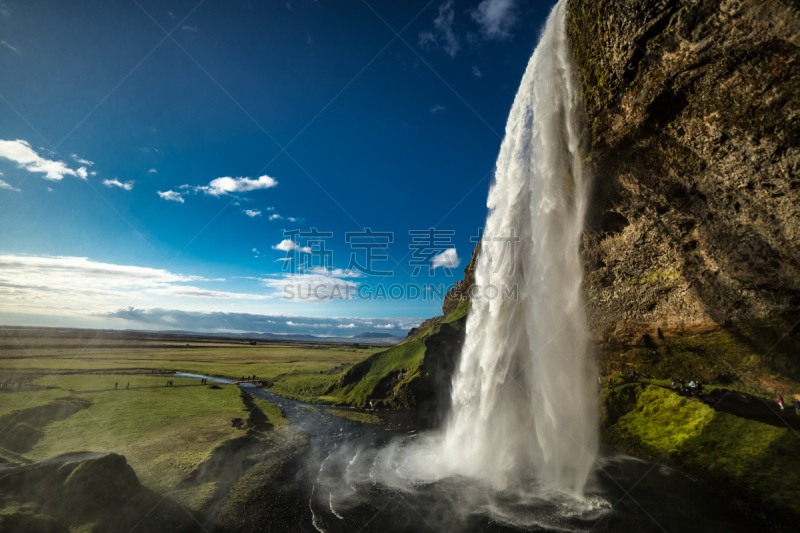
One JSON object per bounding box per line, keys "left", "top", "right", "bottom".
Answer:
{"left": 565, "top": 0, "right": 800, "bottom": 393}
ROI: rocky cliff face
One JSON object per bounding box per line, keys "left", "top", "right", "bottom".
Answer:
{"left": 436, "top": 0, "right": 799, "bottom": 396}
{"left": 565, "top": 0, "right": 800, "bottom": 394}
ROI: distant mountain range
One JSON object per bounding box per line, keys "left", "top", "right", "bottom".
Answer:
{"left": 352, "top": 332, "right": 400, "bottom": 339}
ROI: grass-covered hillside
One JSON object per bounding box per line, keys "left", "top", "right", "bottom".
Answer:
{"left": 601, "top": 382, "right": 800, "bottom": 525}
{"left": 267, "top": 302, "right": 470, "bottom": 409}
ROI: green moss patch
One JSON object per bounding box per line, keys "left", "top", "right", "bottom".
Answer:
{"left": 603, "top": 384, "right": 800, "bottom": 521}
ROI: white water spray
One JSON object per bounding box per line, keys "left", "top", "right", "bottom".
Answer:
{"left": 386, "top": 0, "right": 597, "bottom": 496}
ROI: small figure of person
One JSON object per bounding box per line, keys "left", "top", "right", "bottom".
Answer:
{"left": 126, "top": 382, "right": 130, "bottom": 389}
{"left": 679, "top": 379, "right": 685, "bottom": 392}
{"left": 670, "top": 377, "right": 676, "bottom": 390}
{"left": 608, "top": 376, "right": 612, "bottom": 389}
{"left": 114, "top": 382, "right": 118, "bottom": 390}
{"left": 793, "top": 398, "right": 800, "bottom": 415}
{"left": 697, "top": 381, "right": 703, "bottom": 395}
{"left": 689, "top": 380, "right": 696, "bottom": 395}
{"left": 778, "top": 395, "right": 784, "bottom": 410}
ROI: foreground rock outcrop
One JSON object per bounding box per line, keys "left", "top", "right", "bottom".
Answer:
{"left": 0, "top": 453, "right": 197, "bottom": 532}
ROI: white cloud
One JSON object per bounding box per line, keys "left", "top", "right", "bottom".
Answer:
{"left": 197, "top": 175, "right": 278, "bottom": 197}
{"left": 103, "top": 179, "right": 134, "bottom": 191}
{"left": 93, "top": 307, "right": 419, "bottom": 336}
{"left": 157, "top": 190, "right": 184, "bottom": 203}
{"left": 430, "top": 104, "right": 447, "bottom": 114}
{"left": 472, "top": 65, "right": 482, "bottom": 78}
{"left": 149, "top": 168, "right": 157, "bottom": 173}
{"left": 307, "top": 267, "right": 364, "bottom": 278}
{"left": 146, "top": 285, "right": 270, "bottom": 300}
{"left": 0, "top": 40, "right": 19, "bottom": 54}
{"left": 71, "top": 154, "right": 94, "bottom": 166}
{"left": 245, "top": 209, "right": 261, "bottom": 217}
{"left": 338, "top": 323, "right": 356, "bottom": 329}
{"left": 0, "top": 254, "right": 204, "bottom": 307}
{"left": 76, "top": 167, "right": 88, "bottom": 179}
{"left": 0, "top": 179, "right": 20, "bottom": 192}
{"left": 0, "top": 139, "right": 85, "bottom": 181}
{"left": 272, "top": 239, "right": 298, "bottom": 252}
{"left": 269, "top": 214, "right": 283, "bottom": 221}
{"left": 374, "top": 323, "right": 395, "bottom": 329}
{"left": 286, "top": 321, "right": 331, "bottom": 328}
{"left": 432, "top": 248, "right": 460, "bottom": 270}
{"left": 260, "top": 273, "right": 358, "bottom": 302}
{"left": 252, "top": 248, "right": 258, "bottom": 252}
{"left": 178, "top": 184, "right": 189, "bottom": 189}
{"left": 266, "top": 206, "right": 275, "bottom": 211}
{"left": 286, "top": 217, "right": 305, "bottom": 223}
{"left": 182, "top": 25, "right": 198, "bottom": 32}
{"left": 0, "top": 255, "right": 295, "bottom": 317}
{"left": 471, "top": 0, "right": 517, "bottom": 40}
{"left": 419, "top": 0, "right": 460, "bottom": 57}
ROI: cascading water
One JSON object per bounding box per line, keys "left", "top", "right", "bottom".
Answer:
{"left": 438, "top": 0, "right": 596, "bottom": 494}
{"left": 383, "top": 0, "right": 597, "bottom": 497}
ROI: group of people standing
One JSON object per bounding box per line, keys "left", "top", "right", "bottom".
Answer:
{"left": 776, "top": 395, "right": 800, "bottom": 414}
{"left": 671, "top": 377, "right": 703, "bottom": 395}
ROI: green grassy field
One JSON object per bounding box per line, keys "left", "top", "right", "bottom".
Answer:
{"left": 0, "top": 331, "right": 377, "bottom": 515}
{"left": 0, "top": 335, "right": 379, "bottom": 379}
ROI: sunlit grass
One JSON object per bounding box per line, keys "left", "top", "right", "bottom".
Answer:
{"left": 0, "top": 338, "right": 379, "bottom": 379}
{"left": 603, "top": 384, "right": 800, "bottom": 520}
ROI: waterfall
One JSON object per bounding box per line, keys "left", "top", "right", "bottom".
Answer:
{"left": 437, "top": 0, "right": 596, "bottom": 494}
{"left": 377, "top": 0, "right": 597, "bottom": 498}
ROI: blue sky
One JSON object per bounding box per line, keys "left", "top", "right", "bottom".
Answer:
{"left": 0, "top": 0, "right": 550, "bottom": 336}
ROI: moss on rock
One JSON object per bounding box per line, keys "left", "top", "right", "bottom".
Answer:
{"left": 602, "top": 384, "right": 800, "bottom": 525}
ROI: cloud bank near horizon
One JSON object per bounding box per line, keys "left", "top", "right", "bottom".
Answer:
{"left": 95, "top": 306, "right": 420, "bottom": 336}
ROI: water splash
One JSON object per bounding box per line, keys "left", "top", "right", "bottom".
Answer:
{"left": 387, "top": 0, "right": 596, "bottom": 495}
